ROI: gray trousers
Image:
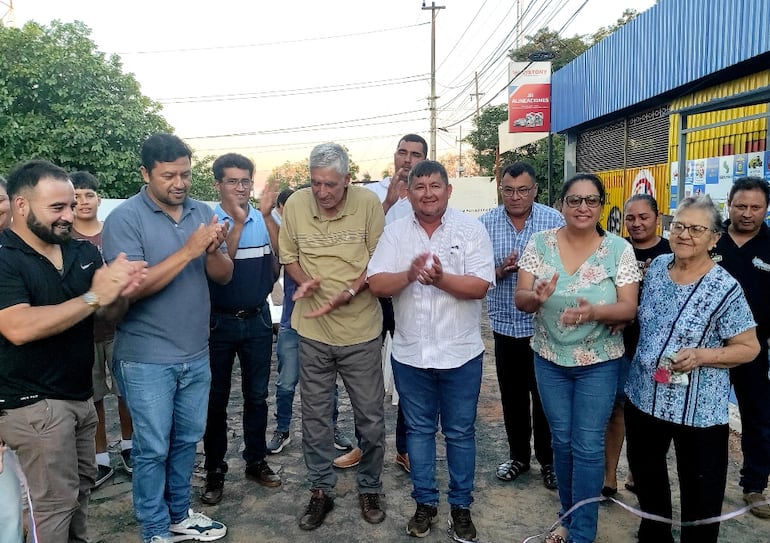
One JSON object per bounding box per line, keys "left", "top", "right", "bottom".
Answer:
{"left": 0, "top": 399, "right": 97, "bottom": 543}
{"left": 299, "top": 336, "right": 384, "bottom": 494}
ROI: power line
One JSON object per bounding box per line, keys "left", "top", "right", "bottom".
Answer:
{"left": 158, "top": 74, "right": 429, "bottom": 104}
{"left": 117, "top": 23, "right": 428, "bottom": 55}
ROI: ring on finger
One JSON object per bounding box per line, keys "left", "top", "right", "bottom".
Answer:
{"left": 576, "top": 313, "right": 582, "bottom": 324}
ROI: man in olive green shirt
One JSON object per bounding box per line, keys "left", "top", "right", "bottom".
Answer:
{"left": 279, "top": 143, "right": 385, "bottom": 531}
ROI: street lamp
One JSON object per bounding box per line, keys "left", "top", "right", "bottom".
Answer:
{"left": 527, "top": 50, "right": 556, "bottom": 205}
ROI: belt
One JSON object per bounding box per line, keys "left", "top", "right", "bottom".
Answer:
{"left": 212, "top": 306, "right": 261, "bottom": 319}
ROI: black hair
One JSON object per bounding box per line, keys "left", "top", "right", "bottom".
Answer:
{"left": 728, "top": 176, "right": 770, "bottom": 205}
{"left": 70, "top": 171, "right": 100, "bottom": 192}
{"left": 560, "top": 172, "right": 607, "bottom": 235}
{"left": 502, "top": 161, "right": 537, "bottom": 181}
{"left": 277, "top": 188, "right": 294, "bottom": 208}
{"left": 141, "top": 133, "right": 192, "bottom": 173}
{"left": 212, "top": 153, "right": 255, "bottom": 181}
{"left": 408, "top": 160, "right": 448, "bottom": 186}
{"left": 7, "top": 160, "right": 70, "bottom": 198}
{"left": 398, "top": 134, "right": 429, "bottom": 158}
{"left": 624, "top": 193, "right": 659, "bottom": 216}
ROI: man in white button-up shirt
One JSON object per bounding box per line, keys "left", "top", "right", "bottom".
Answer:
{"left": 367, "top": 160, "right": 495, "bottom": 541}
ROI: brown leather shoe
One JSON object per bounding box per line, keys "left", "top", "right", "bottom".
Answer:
{"left": 244, "top": 460, "right": 281, "bottom": 488}
{"left": 299, "top": 489, "right": 334, "bottom": 530}
{"left": 395, "top": 452, "right": 410, "bottom": 473}
{"left": 359, "top": 493, "right": 385, "bottom": 524}
{"left": 333, "top": 447, "right": 362, "bottom": 469}
{"left": 200, "top": 469, "right": 225, "bottom": 505}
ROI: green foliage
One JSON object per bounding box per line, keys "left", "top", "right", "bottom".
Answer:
{"left": 507, "top": 27, "right": 590, "bottom": 71}
{"left": 189, "top": 154, "right": 218, "bottom": 201}
{"left": 464, "top": 105, "right": 508, "bottom": 176}
{"left": 0, "top": 20, "right": 172, "bottom": 197}
{"left": 591, "top": 9, "right": 639, "bottom": 44}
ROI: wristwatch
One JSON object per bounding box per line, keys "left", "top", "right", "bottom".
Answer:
{"left": 82, "top": 291, "right": 101, "bottom": 309}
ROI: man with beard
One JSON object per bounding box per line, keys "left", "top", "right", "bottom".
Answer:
{"left": 0, "top": 160, "right": 144, "bottom": 543}
{"left": 713, "top": 176, "right": 770, "bottom": 519}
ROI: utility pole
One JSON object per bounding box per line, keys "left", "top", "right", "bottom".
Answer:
{"left": 457, "top": 126, "right": 464, "bottom": 177}
{"left": 470, "top": 72, "right": 484, "bottom": 119}
{"left": 0, "top": 0, "right": 15, "bottom": 26}
{"left": 423, "top": 1, "right": 444, "bottom": 160}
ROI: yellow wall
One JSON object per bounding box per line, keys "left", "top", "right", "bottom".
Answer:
{"left": 668, "top": 71, "right": 769, "bottom": 162}
{"left": 596, "top": 165, "right": 670, "bottom": 236}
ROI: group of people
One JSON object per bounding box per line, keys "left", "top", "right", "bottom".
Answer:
{"left": 0, "top": 129, "right": 768, "bottom": 543}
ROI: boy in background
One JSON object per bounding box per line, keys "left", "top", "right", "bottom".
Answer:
{"left": 71, "top": 171, "right": 134, "bottom": 487}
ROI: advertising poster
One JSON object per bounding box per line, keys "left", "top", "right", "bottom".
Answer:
{"left": 508, "top": 61, "right": 551, "bottom": 133}
{"left": 747, "top": 152, "right": 764, "bottom": 178}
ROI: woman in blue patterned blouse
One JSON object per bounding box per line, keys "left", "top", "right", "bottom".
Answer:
{"left": 516, "top": 173, "right": 640, "bottom": 543}
{"left": 624, "top": 195, "right": 759, "bottom": 543}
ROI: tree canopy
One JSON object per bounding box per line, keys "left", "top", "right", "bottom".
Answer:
{"left": 267, "top": 146, "right": 362, "bottom": 190}
{"left": 0, "top": 20, "right": 172, "bottom": 197}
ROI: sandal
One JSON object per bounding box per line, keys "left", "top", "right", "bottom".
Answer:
{"left": 496, "top": 459, "right": 530, "bottom": 482}
{"left": 544, "top": 526, "right": 568, "bottom": 543}
{"left": 541, "top": 464, "right": 558, "bottom": 490}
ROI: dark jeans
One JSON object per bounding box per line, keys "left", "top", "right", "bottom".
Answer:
{"left": 731, "top": 347, "right": 770, "bottom": 493}
{"left": 204, "top": 302, "right": 273, "bottom": 470}
{"left": 493, "top": 333, "right": 552, "bottom": 466}
{"left": 625, "top": 402, "right": 728, "bottom": 543}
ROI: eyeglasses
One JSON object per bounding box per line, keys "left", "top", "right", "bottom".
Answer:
{"left": 500, "top": 185, "right": 536, "bottom": 198}
{"left": 669, "top": 221, "right": 713, "bottom": 238}
{"left": 219, "top": 178, "right": 253, "bottom": 188}
{"left": 563, "top": 195, "right": 602, "bottom": 208}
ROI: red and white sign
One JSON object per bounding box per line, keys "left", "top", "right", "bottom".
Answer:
{"left": 632, "top": 169, "right": 656, "bottom": 199}
{"left": 508, "top": 61, "right": 551, "bottom": 133}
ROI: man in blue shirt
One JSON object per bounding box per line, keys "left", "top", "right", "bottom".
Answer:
{"left": 103, "top": 134, "right": 232, "bottom": 543}
{"left": 478, "top": 162, "right": 564, "bottom": 489}
{"left": 201, "top": 153, "right": 282, "bottom": 505}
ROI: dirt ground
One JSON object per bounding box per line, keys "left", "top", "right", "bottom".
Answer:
{"left": 89, "top": 315, "right": 765, "bottom": 542}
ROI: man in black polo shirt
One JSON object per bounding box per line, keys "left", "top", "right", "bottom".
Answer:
{"left": 714, "top": 176, "right": 770, "bottom": 519}
{"left": 0, "top": 160, "right": 144, "bottom": 543}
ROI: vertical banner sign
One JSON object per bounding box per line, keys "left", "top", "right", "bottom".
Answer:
{"left": 508, "top": 61, "right": 552, "bottom": 133}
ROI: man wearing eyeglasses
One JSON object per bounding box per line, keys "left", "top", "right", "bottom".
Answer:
{"left": 713, "top": 177, "right": 770, "bottom": 519}
{"left": 478, "top": 162, "right": 563, "bottom": 488}
{"left": 200, "top": 153, "right": 282, "bottom": 505}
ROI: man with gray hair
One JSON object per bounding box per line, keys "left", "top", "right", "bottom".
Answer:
{"left": 279, "top": 143, "right": 386, "bottom": 530}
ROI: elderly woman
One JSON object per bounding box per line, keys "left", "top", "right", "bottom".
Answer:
{"left": 515, "top": 173, "right": 640, "bottom": 543}
{"left": 603, "top": 194, "right": 671, "bottom": 497}
{"left": 625, "top": 195, "right": 759, "bottom": 543}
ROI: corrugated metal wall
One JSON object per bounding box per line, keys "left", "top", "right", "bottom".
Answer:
{"left": 668, "top": 71, "right": 770, "bottom": 162}
{"left": 552, "top": 0, "right": 770, "bottom": 133}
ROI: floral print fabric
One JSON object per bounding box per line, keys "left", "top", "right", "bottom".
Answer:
{"left": 519, "top": 228, "right": 640, "bottom": 367}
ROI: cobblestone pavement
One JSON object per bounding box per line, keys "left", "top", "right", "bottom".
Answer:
{"left": 90, "top": 319, "right": 764, "bottom": 542}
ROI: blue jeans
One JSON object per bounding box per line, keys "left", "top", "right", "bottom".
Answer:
{"left": 204, "top": 305, "right": 273, "bottom": 469}
{"left": 274, "top": 327, "right": 340, "bottom": 433}
{"left": 114, "top": 356, "right": 210, "bottom": 542}
{"left": 534, "top": 354, "right": 619, "bottom": 543}
{"left": 392, "top": 354, "right": 483, "bottom": 508}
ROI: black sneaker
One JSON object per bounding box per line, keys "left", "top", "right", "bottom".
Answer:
{"left": 299, "top": 489, "right": 334, "bottom": 531}
{"left": 201, "top": 469, "right": 225, "bottom": 505}
{"left": 120, "top": 448, "right": 133, "bottom": 475}
{"left": 93, "top": 464, "right": 114, "bottom": 489}
{"left": 266, "top": 430, "right": 291, "bottom": 454}
{"left": 449, "top": 508, "right": 477, "bottom": 542}
{"left": 541, "top": 464, "right": 558, "bottom": 490}
{"left": 407, "top": 503, "right": 437, "bottom": 537}
{"left": 333, "top": 427, "right": 353, "bottom": 450}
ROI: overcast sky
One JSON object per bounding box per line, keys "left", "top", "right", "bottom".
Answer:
{"left": 14, "top": 0, "right": 655, "bottom": 178}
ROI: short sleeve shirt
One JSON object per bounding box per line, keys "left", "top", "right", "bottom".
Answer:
{"left": 518, "top": 229, "right": 640, "bottom": 366}
{"left": 102, "top": 187, "right": 214, "bottom": 363}
{"left": 625, "top": 255, "right": 756, "bottom": 427}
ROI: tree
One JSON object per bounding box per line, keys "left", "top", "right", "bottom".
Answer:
{"left": 464, "top": 105, "right": 509, "bottom": 176}
{"left": 267, "top": 160, "right": 309, "bottom": 190}
{"left": 189, "top": 154, "right": 218, "bottom": 202}
{"left": 437, "top": 152, "right": 480, "bottom": 177}
{"left": 507, "top": 27, "right": 590, "bottom": 71}
{"left": 591, "top": 9, "right": 639, "bottom": 44}
{"left": 0, "top": 20, "right": 172, "bottom": 197}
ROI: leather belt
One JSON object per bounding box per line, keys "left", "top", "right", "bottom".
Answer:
{"left": 212, "top": 306, "right": 261, "bottom": 319}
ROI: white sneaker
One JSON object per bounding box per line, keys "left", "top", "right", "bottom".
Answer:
{"left": 169, "top": 509, "right": 227, "bottom": 541}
